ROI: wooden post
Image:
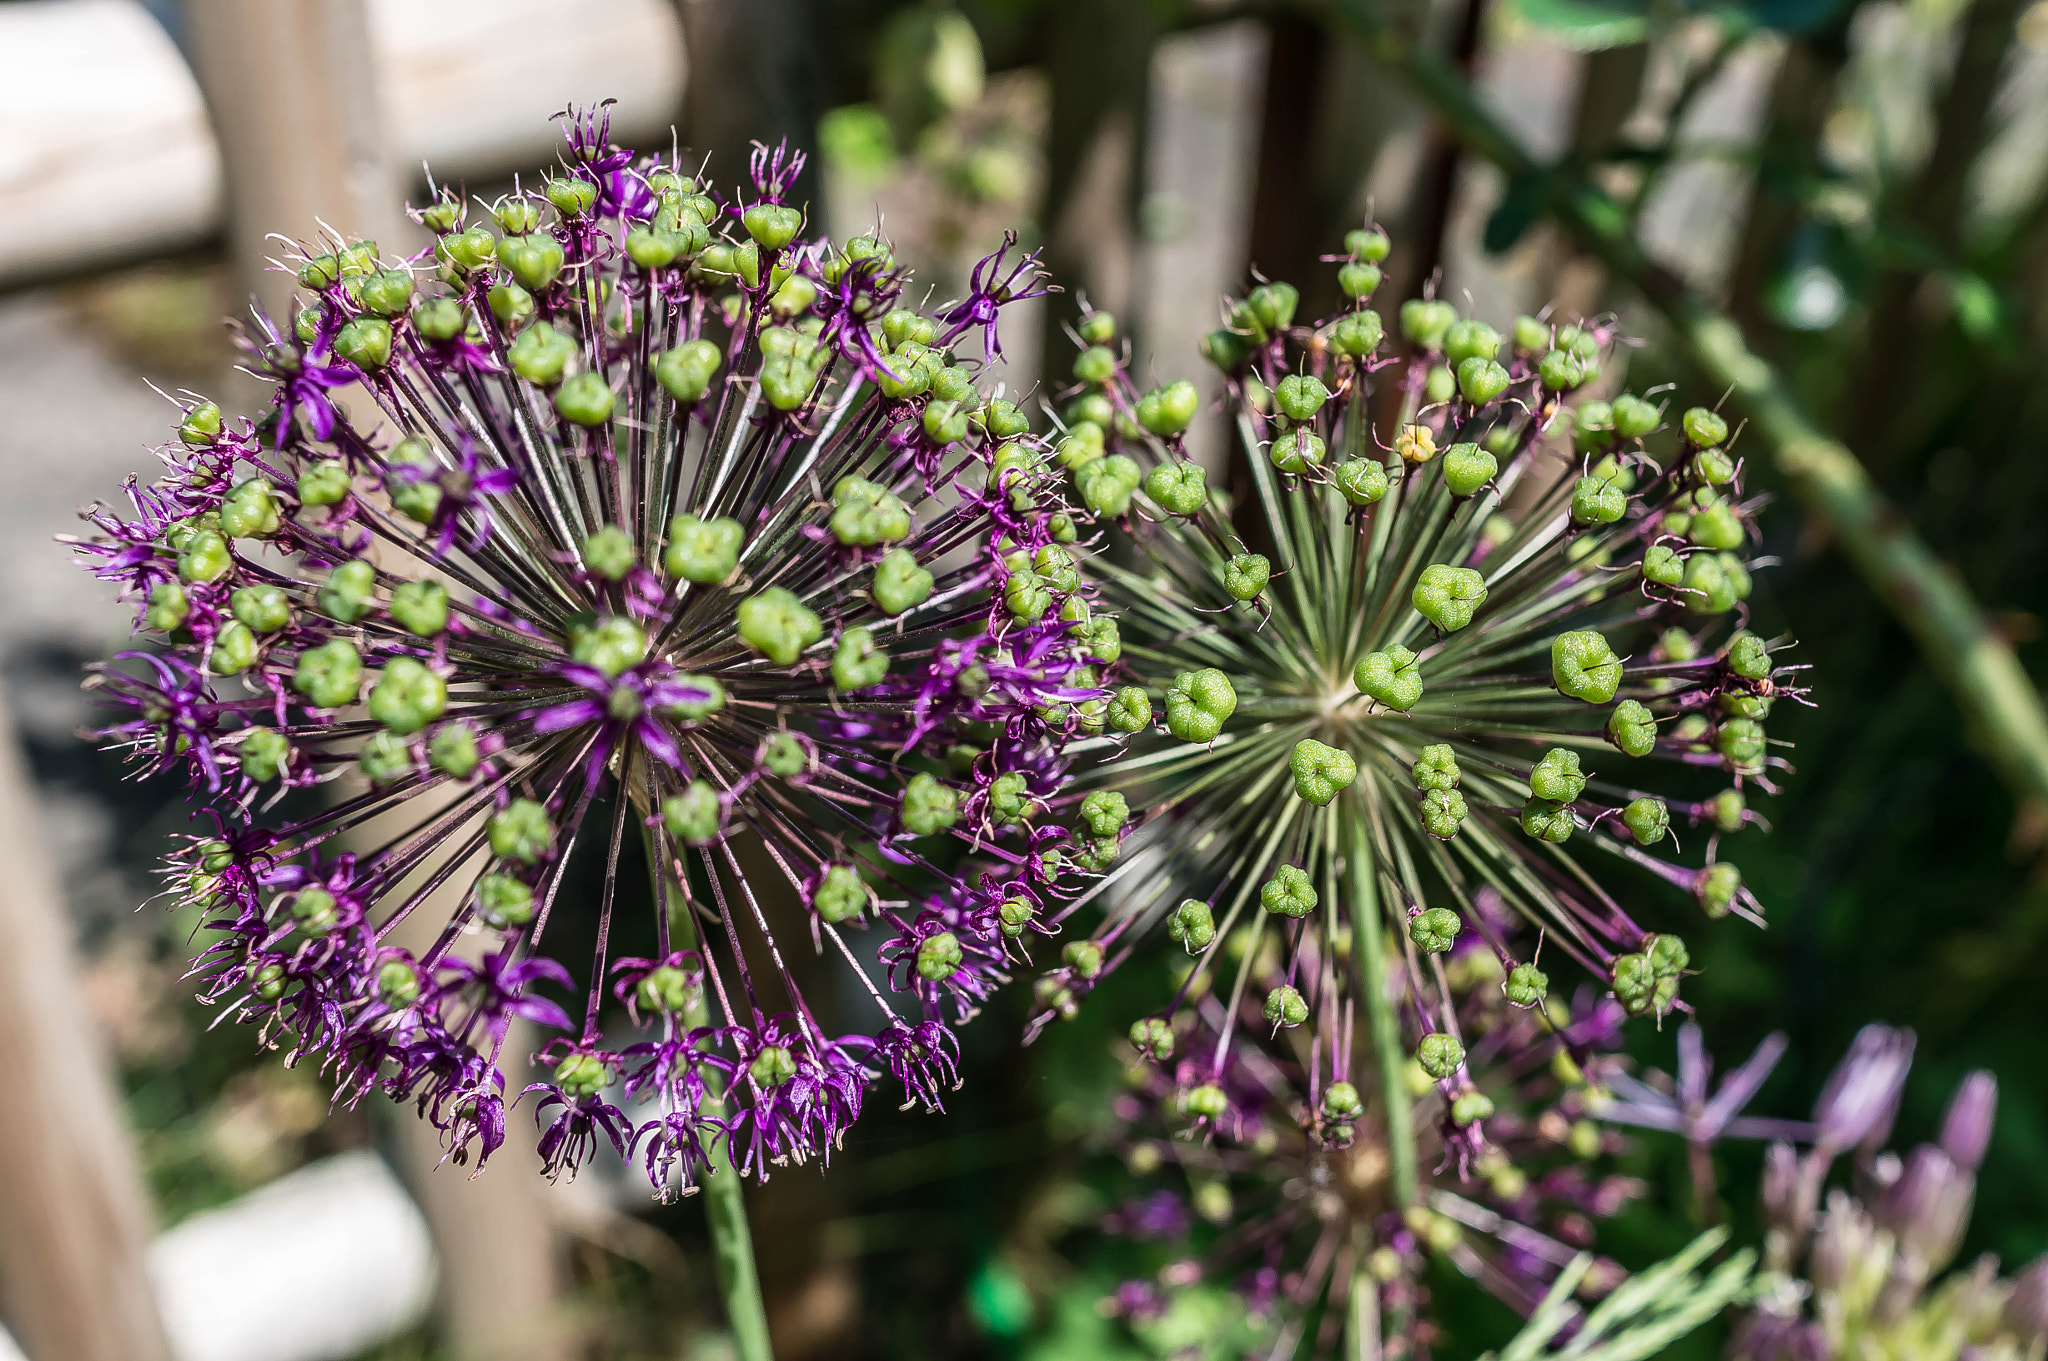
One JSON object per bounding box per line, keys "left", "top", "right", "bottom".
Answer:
{"left": 181, "top": 0, "right": 406, "bottom": 321}
{"left": 0, "top": 686, "right": 173, "bottom": 1361}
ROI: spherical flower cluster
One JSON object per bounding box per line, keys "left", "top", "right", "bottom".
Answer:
{"left": 1095, "top": 893, "right": 1643, "bottom": 1355}
{"left": 72, "top": 109, "right": 1106, "bottom": 1189}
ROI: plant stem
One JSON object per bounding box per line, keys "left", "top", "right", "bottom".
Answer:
{"left": 642, "top": 825, "right": 774, "bottom": 1361}
{"left": 1328, "top": 0, "right": 2048, "bottom": 818}
{"left": 1346, "top": 804, "right": 1416, "bottom": 1207}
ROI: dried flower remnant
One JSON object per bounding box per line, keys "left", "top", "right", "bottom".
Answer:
{"left": 71, "top": 109, "right": 1103, "bottom": 1190}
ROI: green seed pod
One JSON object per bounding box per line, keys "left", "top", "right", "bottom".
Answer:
{"left": 1412, "top": 564, "right": 1487, "bottom": 632}
{"left": 995, "top": 897, "right": 1037, "bottom": 939}
{"left": 663, "top": 674, "right": 725, "bottom": 722}
{"left": 985, "top": 770, "right": 1034, "bottom": 825}
{"left": 1078, "top": 790, "right": 1130, "bottom": 838}
{"left": 554, "top": 371, "right": 615, "bottom": 427}
{"left": 1240, "top": 281, "right": 1299, "bottom": 336}
{"left": 742, "top": 202, "right": 803, "bottom": 250}
{"left": 1143, "top": 460, "right": 1207, "bottom": 515}
{"left": 1076, "top": 310, "right": 1117, "bottom": 345}
{"left": 1570, "top": 473, "right": 1627, "bottom": 526}
{"left": 1290, "top": 738, "right": 1357, "bottom": 805}
{"left": 1716, "top": 717, "right": 1766, "bottom": 772}
{"left": 486, "top": 284, "right": 534, "bottom": 331}
{"left": 663, "top": 513, "right": 744, "bottom": 584}
{"left": 1504, "top": 962, "right": 1548, "bottom": 1007}
{"left": 737, "top": 585, "right": 823, "bottom": 667}
{"left": 146, "top": 580, "right": 189, "bottom": 632}
{"left": 1167, "top": 899, "right": 1215, "bottom": 951}
{"left": 1354, "top": 645, "right": 1422, "bottom": 711}
{"left": 227, "top": 585, "right": 289, "bottom": 635}
{"left": 1260, "top": 863, "right": 1317, "bottom": 918}
{"left": 370, "top": 656, "right": 448, "bottom": 736}
{"left": 178, "top": 402, "right": 225, "bottom": 447}
{"left": 654, "top": 339, "right": 724, "bottom": 404}
{"left": 1263, "top": 984, "right": 1310, "bottom": 1027}
{"left": 297, "top": 254, "right": 342, "bottom": 290}
{"left": 1412, "top": 744, "right": 1460, "bottom": 791}
{"left": 1607, "top": 699, "right": 1658, "bottom": 756}
{"left": 1680, "top": 552, "right": 1738, "bottom": 614}
{"left": 411, "top": 296, "right": 466, "bottom": 343}
{"left": 1003, "top": 569, "right": 1051, "bottom": 622}
{"left": 1615, "top": 797, "right": 1666, "bottom": 849}
{"left": 830, "top": 628, "right": 889, "bottom": 690}
{"left": 1032, "top": 544, "right": 1080, "bottom": 594}
{"left": 357, "top": 268, "right": 414, "bottom": 318}
{"left": 870, "top": 548, "right": 934, "bottom": 615}
{"left": 1410, "top": 906, "right": 1461, "bottom": 953}
{"left": 803, "top": 863, "right": 866, "bottom": 925}
{"left": 1222, "top": 553, "right": 1270, "bottom": 602}
{"left": 1333, "top": 457, "right": 1390, "bottom": 506}
{"left": 312, "top": 560, "right": 374, "bottom": 625}
{"left": 1443, "top": 319, "right": 1501, "bottom": 368}
{"left": 1682, "top": 407, "right": 1728, "bottom": 448}
{"left": 298, "top": 460, "right": 352, "bottom": 508}
{"left": 1424, "top": 366, "right": 1456, "bottom": 405}
{"left": 488, "top": 798, "right": 553, "bottom": 864}
{"left": 1520, "top": 797, "right": 1573, "bottom": 844}
{"left": 1107, "top": 686, "right": 1152, "bottom": 734}
{"left": 1165, "top": 668, "right": 1236, "bottom": 742}
{"left": 1337, "top": 261, "right": 1382, "bottom": 300}
{"left": 1077, "top": 616, "right": 1121, "bottom": 663}
{"left": 1323, "top": 1080, "right": 1365, "bottom": 1121}
{"left": 427, "top": 721, "right": 479, "bottom": 779}
{"left": 1451, "top": 1091, "right": 1495, "bottom": 1125}
{"left": 1329, "top": 310, "right": 1384, "bottom": 358}
{"left": 1275, "top": 373, "right": 1331, "bottom": 423}
{"left": 1642, "top": 544, "right": 1684, "bottom": 587}
{"left": 569, "top": 614, "right": 647, "bottom": 678}
{"left": 658, "top": 781, "right": 723, "bottom": 847}
{"left": 1696, "top": 861, "right": 1742, "bottom": 916}
{"left": 1346, "top": 227, "right": 1392, "bottom": 262}
{"left": 1399, "top": 298, "right": 1457, "bottom": 350}
{"left": 1695, "top": 447, "right": 1737, "bottom": 485}
{"left": 921, "top": 398, "right": 971, "bottom": 447}
{"left": 1417, "top": 1032, "right": 1465, "bottom": 1079}
{"left": 1529, "top": 747, "right": 1588, "bottom": 802}
{"left": 1708, "top": 787, "right": 1746, "bottom": 833}
{"left": 1513, "top": 315, "right": 1549, "bottom": 354}
{"left": 579, "top": 525, "right": 636, "bottom": 582}
{"left": 1686, "top": 495, "right": 1744, "bottom": 551}
{"left": 1456, "top": 357, "right": 1511, "bottom": 405}
{"left": 508, "top": 320, "right": 575, "bottom": 386}
{"left": 1727, "top": 632, "right": 1771, "bottom": 680}
{"left": 292, "top": 639, "right": 362, "bottom": 709}
{"left": 1184, "top": 1083, "right": 1230, "bottom": 1119}
{"left": 1055, "top": 423, "right": 1104, "bottom": 470}
{"left": 210, "top": 620, "right": 258, "bottom": 675}
{"left": 1128, "top": 1017, "right": 1173, "bottom": 1059}
{"left": 1442, "top": 442, "right": 1497, "bottom": 497}
{"left": 474, "top": 872, "right": 536, "bottom": 928}
{"left": 233, "top": 727, "right": 289, "bottom": 783}
{"left": 1055, "top": 939, "right": 1103, "bottom": 980}
{"left": 1422, "top": 787, "right": 1467, "bottom": 838}
{"left": 1610, "top": 393, "right": 1661, "bottom": 439}
{"left": 1072, "top": 345, "right": 1118, "bottom": 386}
{"left": 221, "top": 477, "right": 283, "bottom": 540}
{"left": 1539, "top": 349, "right": 1585, "bottom": 391}
{"left": 1270, "top": 427, "right": 1327, "bottom": 474}
{"left": 176, "top": 529, "right": 233, "bottom": 584}
{"left": 359, "top": 731, "right": 415, "bottom": 786}
{"left": 1200, "top": 327, "right": 1257, "bottom": 371}
{"left": 333, "top": 317, "right": 393, "bottom": 369}
{"left": 1076, "top": 454, "right": 1142, "bottom": 518}
{"left": 1552, "top": 630, "right": 1623, "bottom": 704}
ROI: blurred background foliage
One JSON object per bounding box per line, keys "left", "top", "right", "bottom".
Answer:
{"left": 18, "top": 0, "right": 2048, "bottom": 1353}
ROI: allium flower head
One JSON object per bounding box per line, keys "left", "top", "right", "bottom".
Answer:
{"left": 71, "top": 111, "right": 1102, "bottom": 1188}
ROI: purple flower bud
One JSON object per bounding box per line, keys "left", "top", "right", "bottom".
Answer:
{"left": 1813, "top": 1024, "right": 1915, "bottom": 1151}
{"left": 1873, "top": 1145, "right": 1973, "bottom": 1271}
{"left": 2003, "top": 1252, "right": 2048, "bottom": 1340}
{"left": 1938, "top": 1070, "right": 1997, "bottom": 1172}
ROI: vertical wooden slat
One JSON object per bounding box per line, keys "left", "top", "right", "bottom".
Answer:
{"left": 0, "top": 687, "right": 172, "bottom": 1361}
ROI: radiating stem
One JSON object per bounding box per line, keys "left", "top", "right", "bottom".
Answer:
{"left": 641, "top": 824, "right": 775, "bottom": 1361}
{"left": 1346, "top": 802, "right": 1416, "bottom": 1206}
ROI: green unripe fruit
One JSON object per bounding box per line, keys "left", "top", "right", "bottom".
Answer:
{"left": 1129, "top": 1016, "right": 1174, "bottom": 1058}
{"left": 1553, "top": 630, "right": 1623, "bottom": 703}
{"left": 1222, "top": 553, "right": 1270, "bottom": 601}
{"left": 829, "top": 475, "right": 911, "bottom": 546}
{"left": 1443, "top": 319, "right": 1500, "bottom": 368}
{"left": 1333, "top": 457, "right": 1389, "bottom": 506}
{"left": 743, "top": 202, "right": 803, "bottom": 250}
{"left": 1168, "top": 899, "right": 1215, "bottom": 951}
{"left": 736, "top": 588, "right": 822, "bottom": 665}
{"left": 1329, "top": 310, "right": 1384, "bottom": 358}
{"left": 1607, "top": 699, "right": 1657, "bottom": 757}
{"left": 436, "top": 225, "right": 497, "bottom": 272}
{"left": 1072, "top": 345, "right": 1118, "bottom": 386}
{"left": 376, "top": 957, "right": 421, "bottom": 1006}
{"left": 1077, "top": 311, "right": 1117, "bottom": 344}
{"left": 1413, "top": 564, "right": 1487, "bottom": 631}
{"left": 1143, "top": 460, "right": 1207, "bottom": 515}
{"left": 985, "top": 771, "right": 1034, "bottom": 826}
{"left": 1623, "top": 796, "right": 1670, "bottom": 846}
{"left": 978, "top": 398, "right": 1030, "bottom": 440}
{"left": 871, "top": 549, "right": 934, "bottom": 615}
{"left": 1505, "top": 962, "right": 1548, "bottom": 1007}
{"left": 488, "top": 798, "right": 552, "bottom": 864}
{"left": 1642, "top": 544, "right": 1685, "bottom": 587}
{"left": 554, "top": 372, "right": 615, "bottom": 427}
{"left": 333, "top": 317, "right": 392, "bottom": 369}
{"left": 1165, "top": 668, "right": 1236, "bottom": 742}
{"left": 1681, "top": 552, "right": 1738, "bottom": 614}
{"left": 1354, "top": 645, "right": 1422, "bottom": 711}
{"left": 1062, "top": 939, "right": 1106, "bottom": 978}
{"left": 221, "top": 477, "right": 282, "bottom": 539}
{"left": 369, "top": 656, "right": 447, "bottom": 735}
{"left": 910, "top": 930, "right": 962, "bottom": 982}
{"left": 1338, "top": 261, "right": 1382, "bottom": 299}
{"left": 1529, "top": 748, "right": 1587, "bottom": 802}
{"left": 1078, "top": 790, "right": 1130, "bottom": 838}
{"left": 1184, "top": 1083, "right": 1230, "bottom": 1119}
{"left": 581, "top": 526, "right": 636, "bottom": 581}
{"left": 508, "top": 320, "right": 575, "bottom": 386}
{"left": 1076, "top": 455, "right": 1143, "bottom": 519}
{"left": 1323, "top": 1080, "right": 1365, "bottom": 1121}
{"left": 177, "top": 529, "right": 233, "bottom": 584}
{"left": 1451, "top": 1091, "right": 1495, "bottom": 1125}
{"left": 1683, "top": 407, "right": 1728, "bottom": 447}
{"left": 1260, "top": 863, "right": 1317, "bottom": 918}
{"left": 411, "top": 296, "right": 466, "bottom": 343}
{"left": 1055, "top": 423, "right": 1104, "bottom": 470}
{"left": 656, "top": 340, "right": 723, "bottom": 404}
{"left": 1610, "top": 393, "right": 1661, "bottom": 439}
{"left": 1270, "top": 427, "right": 1326, "bottom": 474}
{"left": 1410, "top": 907, "right": 1461, "bottom": 953}
{"left": 1442, "top": 442, "right": 1497, "bottom": 497}
{"left": 1697, "top": 862, "right": 1743, "bottom": 916}
{"left": 211, "top": 620, "right": 258, "bottom": 675}
{"left": 298, "top": 460, "right": 352, "bottom": 507}
{"left": 1399, "top": 298, "right": 1457, "bottom": 350}
{"left": 1200, "top": 327, "right": 1255, "bottom": 371}
{"left": 806, "top": 863, "right": 867, "bottom": 925}
{"left": 998, "top": 898, "right": 1037, "bottom": 939}
{"left": 1275, "top": 373, "right": 1330, "bottom": 423}
{"left": 1412, "top": 744, "right": 1460, "bottom": 791}
{"left": 1422, "top": 787, "right": 1468, "bottom": 838}
{"left": 1727, "top": 632, "right": 1771, "bottom": 679}
{"left": 1290, "top": 739, "right": 1357, "bottom": 805}
{"left": 1238, "top": 281, "right": 1299, "bottom": 337}
{"left": 292, "top": 639, "right": 362, "bottom": 708}
{"left": 180, "top": 401, "right": 224, "bottom": 445}
{"left": 1695, "top": 447, "right": 1737, "bottom": 485}
{"left": 901, "top": 773, "right": 961, "bottom": 836}
{"left": 569, "top": 614, "right": 647, "bottom": 678}
{"left": 660, "top": 782, "right": 723, "bottom": 847}
{"left": 475, "top": 873, "right": 535, "bottom": 928}
{"left": 357, "top": 268, "right": 414, "bottom": 317}
{"left": 1710, "top": 787, "right": 1746, "bottom": 833}
{"left": 237, "top": 727, "right": 289, "bottom": 782}
{"left": 230, "top": 585, "right": 290, "bottom": 634}
{"left": 360, "top": 728, "right": 414, "bottom": 785}
{"left": 1513, "top": 316, "right": 1549, "bottom": 353}
{"left": 1520, "top": 798, "right": 1573, "bottom": 844}
{"left": 1688, "top": 498, "right": 1746, "bottom": 551}
{"left": 1417, "top": 1032, "right": 1465, "bottom": 1079}
{"left": 830, "top": 628, "right": 889, "bottom": 690}
{"left": 748, "top": 1044, "right": 796, "bottom": 1087}
{"left": 427, "top": 722, "right": 479, "bottom": 778}
{"left": 1107, "top": 687, "right": 1152, "bottom": 733}
{"left": 1456, "top": 356, "right": 1511, "bottom": 405}
{"left": 663, "top": 513, "right": 744, "bottom": 584}
{"left": 1717, "top": 717, "right": 1766, "bottom": 771}
{"left": 1346, "top": 227, "right": 1392, "bottom": 262}
{"left": 1263, "top": 985, "right": 1310, "bottom": 1028}
{"left": 1570, "top": 473, "right": 1627, "bottom": 526}
{"left": 664, "top": 675, "right": 725, "bottom": 722}
{"left": 1003, "top": 569, "right": 1051, "bottom": 622}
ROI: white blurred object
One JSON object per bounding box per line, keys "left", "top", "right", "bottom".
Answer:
{"left": 146, "top": 1151, "right": 437, "bottom": 1361}
{"left": 0, "top": 0, "right": 686, "bottom": 289}
{"left": 0, "top": 1324, "right": 27, "bottom": 1361}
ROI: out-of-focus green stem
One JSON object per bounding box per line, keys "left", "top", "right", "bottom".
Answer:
{"left": 1346, "top": 807, "right": 1416, "bottom": 1208}
{"left": 640, "top": 825, "right": 774, "bottom": 1361}
{"left": 1328, "top": 0, "right": 2048, "bottom": 817}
